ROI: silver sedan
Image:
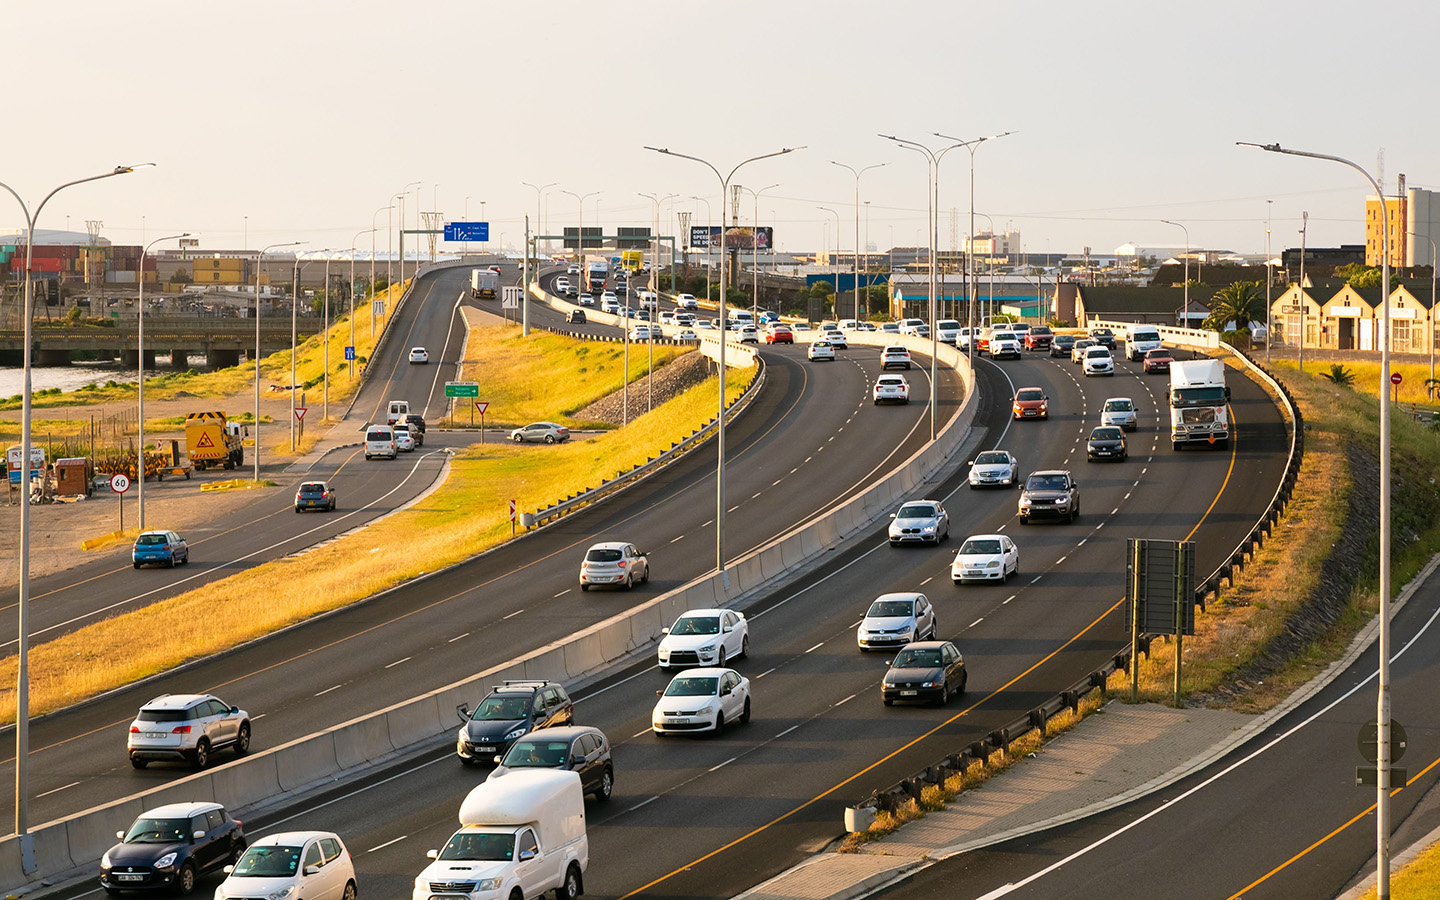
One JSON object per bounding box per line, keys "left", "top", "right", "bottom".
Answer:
{"left": 968, "top": 450, "right": 1019, "bottom": 488}
{"left": 888, "top": 500, "right": 950, "bottom": 545}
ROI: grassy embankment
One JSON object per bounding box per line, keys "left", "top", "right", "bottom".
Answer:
{"left": 846, "top": 355, "right": 1440, "bottom": 846}
{"left": 0, "top": 281, "right": 407, "bottom": 457}
{"left": 0, "top": 327, "right": 748, "bottom": 722}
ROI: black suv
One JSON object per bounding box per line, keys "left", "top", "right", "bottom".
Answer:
{"left": 1088, "top": 327, "right": 1116, "bottom": 349}
{"left": 402, "top": 413, "right": 426, "bottom": 445}
{"left": 490, "top": 725, "right": 613, "bottom": 801}
{"left": 101, "top": 802, "right": 245, "bottom": 895}
{"left": 455, "top": 680, "right": 574, "bottom": 764}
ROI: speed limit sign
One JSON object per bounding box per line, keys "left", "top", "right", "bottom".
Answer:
{"left": 109, "top": 473, "right": 131, "bottom": 494}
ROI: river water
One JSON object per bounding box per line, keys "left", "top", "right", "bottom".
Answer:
{"left": 0, "top": 362, "right": 142, "bottom": 398}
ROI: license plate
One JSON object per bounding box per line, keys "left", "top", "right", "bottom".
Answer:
{"left": 668, "top": 718, "right": 691, "bottom": 725}
{"left": 473, "top": 744, "right": 491, "bottom": 751}
{"left": 1023, "top": 410, "right": 1035, "bottom": 416}
{"left": 900, "top": 690, "right": 917, "bottom": 697}
{"left": 117, "top": 874, "right": 144, "bottom": 882}
{"left": 145, "top": 732, "right": 167, "bottom": 738}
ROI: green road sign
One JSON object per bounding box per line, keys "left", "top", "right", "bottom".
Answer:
{"left": 445, "top": 382, "right": 480, "bottom": 398}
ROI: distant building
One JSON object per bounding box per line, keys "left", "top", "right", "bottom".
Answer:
{"left": 1366, "top": 186, "right": 1440, "bottom": 267}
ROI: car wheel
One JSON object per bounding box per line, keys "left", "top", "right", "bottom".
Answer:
{"left": 512, "top": 434, "right": 522, "bottom": 443}
{"left": 1013, "top": 558, "right": 1020, "bottom": 578}
{"left": 234, "top": 723, "right": 251, "bottom": 756}
{"left": 641, "top": 563, "right": 649, "bottom": 584}
{"left": 191, "top": 739, "right": 210, "bottom": 769}
{"left": 133, "top": 562, "right": 141, "bottom": 569}
{"left": 883, "top": 697, "right": 894, "bottom": 707}
{"left": 342, "top": 881, "right": 357, "bottom": 900}
{"left": 740, "top": 635, "right": 750, "bottom": 659}
{"left": 558, "top": 865, "right": 583, "bottom": 900}
{"left": 175, "top": 862, "right": 197, "bottom": 896}
{"left": 1000, "top": 566, "right": 1008, "bottom": 584}
{"left": 545, "top": 435, "right": 556, "bottom": 444}
{"left": 624, "top": 574, "right": 633, "bottom": 591}
{"left": 952, "top": 577, "right": 962, "bottom": 584}
{"left": 958, "top": 672, "right": 968, "bottom": 696}
{"left": 130, "top": 755, "right": 147, "bottom": 769}
{"left": 711, "top": 712, "right": 725, "bottom": 736}
{"left": 740, "top": 697, "right": 752, "bottom": 723}
{"left": 716, "top": 648, "right": 727, "bottom": 668}
{"left": 938, "top": 684, "right": 949, "bottom": 706}
{"left": 596, "top": 768, "right": 614, "bottom": 803}
{"left": 295, "top": 507, "right": 303, "bottom": 514}
{"left": 167, "top": 555, "right": 176, "bottom": 569}
{"left": 580, "top": 584, "right": 590, "bottom": 592}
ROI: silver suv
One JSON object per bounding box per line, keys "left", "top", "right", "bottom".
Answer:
{"left": 127, "top": 694, "right": 252, "bottom": 769}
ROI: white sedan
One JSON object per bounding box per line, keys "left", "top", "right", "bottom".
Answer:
{"left": 657, "top": 609, "right": 749, "bottom": 670}
{"left": 968, "top": 450, "right": 1020, "bottom": 488}
{"left": 675, "top": 329, "right": 699, "bottom": 342}
{"left": 807, "top": 340, "right": 836, "bottom": 361}
{"left": 887, "top": 500, "right": 949, "bottom": 545}
{"left": 407, "top": 347, "right": 429, "bottom": 364}
{"left": 873, "top": 374, "right": 910, "bottom": 404}
{"left": 951, "top": 534, "right": 1020, "bottom": 584}
{"left": 652, "top": 668, "right": 751, "bottom": 735}
{"left": 674, "top": 293, "right": 699, "bottom": 309}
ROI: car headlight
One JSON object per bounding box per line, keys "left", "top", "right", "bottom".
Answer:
{"left": 920, "top": 680, "right": 943, "bottom": 688}
{"left": 475, "top": 879, "right": 502, "bottom": 892}
{"left": 1019, "top": 497, "right": 1033, "bottom": 507}
{"left": 102, "top": 851, "right": 112, "bottom": 868}
{"left": 266, "top": 885, "right": 297, "bottom": 900}
{"left": 986, "top": 560, "right": 998, "bottom": 568}
{"left": 504, "top": 727, "right": 527, "bottom": 741}
{"left": 698, "top": 644, "right": 717, "bottom": 652}
{"left": 155, "top": 852, "right": 178, "bottom": 870}
{"left": 921, "top": 525, "right": 936, "bottom": 533}
{"left": 697, "top": 704, "right": 715, "bottom": 715}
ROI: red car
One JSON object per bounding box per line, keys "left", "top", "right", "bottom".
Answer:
{"left": 1012, "top": 387, "right": 1049, "bottom": 419}
{"left": 765, "top": 325, "right": 794, "bottom": 344}
{"left": 1143, "top": 348, "right": 1174, "bottom": 374}
{"left": 1024, "top": 325, "right": 1054, "bottom": 350}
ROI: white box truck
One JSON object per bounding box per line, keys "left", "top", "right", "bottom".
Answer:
{"left": 1168, "top": 359, "right": 1230, "bottom": 449}
{"left": 413, "top": 769, "right": 588, "bottom": 900}
{"left": 1125, "top": 324, "right": 1163, "bottom": 361}
{"left": 471, "top": 269, "right": 499, "bottom": 299}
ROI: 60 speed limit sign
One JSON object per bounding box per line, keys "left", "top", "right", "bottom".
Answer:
{"left": 109, "top": 473, "right": 131, "bottom": 494}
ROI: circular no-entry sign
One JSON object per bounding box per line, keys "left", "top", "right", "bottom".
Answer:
{"left": 1391, "top": 372, "right": 1403, "bottom": 385}
{"left": 110, "top": 473, "right": 131, "bottom": 494}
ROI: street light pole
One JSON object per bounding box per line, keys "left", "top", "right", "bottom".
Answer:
{"left": 816, "top": 206, "right": 842, "bottom": 315}
{"left": 646, "top": 144, "right": 804, "bottom": 577}
{"left": 691, "top": 196, "right": 712, "bottom": 301}
{"left": 1239, "top": 140, "right": 1394, "bottom": 900}
{"left": 934, "top": 132, "right": 1015, "bottom": 335}
{"left": 560, "top": 189, "right": 600, "bottom": 269}
{"left": 639, "top": 192, "right": 677, "bottom": 413}
{"left": 137, "top": 232, "right": 189, "bottom": 532}
{"left": 0, "top": 162, "right": 151, "bottom": 858}
{"left": 739, "top": 184, "right": 779, "bottom": 316}
{"left": 1160, "top": 219, "right": 1191, "bottom": 310}
{"left": 524, "top": 182, "right": 557, "bottom": 263}
{"left": 255, "top": 241, "right": 304, "bottom": 481}
{"left": 1266, "top": 200, "right": 1273, "bottom": 365}
{"left": 831, "top": 162, "right": 887, "bottom": 323}
{"left": 350, "top": 229, "right": 377, "bottom": 382}
{"left": 371, "top": 203, "right": 392, "bottom": 313}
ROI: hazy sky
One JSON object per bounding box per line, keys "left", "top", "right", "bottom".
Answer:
{"left": 4, "top": 0, "right": 1435, "bottom": 259}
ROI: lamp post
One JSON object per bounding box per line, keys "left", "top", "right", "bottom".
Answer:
{"left": 1266, "top": 200, "right": 1273, "bottom": 365}
{"left": 289, "top": 254, "right": 323, "bottom": 451}
{"left": 137, "top": 232, "right": 189, "bottom": 531}
{"left": 350, "top": 229, "right": 377, "bottom": 382}
{"left": 1408, "top": 232, "right": 1438, "bottom": 390}
{"left": 1239, "top": 140, "right": 1394, "bottom": 900}
{"left": 975, "top": 212, "right": 997, "bottom": 324}
{"left": 1160, "top": 219, "right": 1191, "bottom": 310}
{"left": 0, "top": 162, "right": 151, "bottom": 856}
{"left": 691, "top": 195, "right": 712, "bottom": 300}
{"left": 371, "top": 204, "right": 392, "bottom": 308}
{"left": 645, "top": 144, "right": 803, "bottom": 577}
{"left": 831, "top": 161, "right": 887, "bottom": 321}
{"left": 638, "top": 193, "right": 677, "bottom": 413}
{"left": 255, "top": 241, "right": 304, "bottom": 481}
{"left": 395, "top": 182, "right": 420, "bottom": 294}
{"left": 739, "top": 184, "right": 779, "bottom": 316}
{"left": 933, "top": 131, "right": 1014, "bottom": 335}
{"left": 560, "top": 189, "right": 600, "bottom": 268}
{"left": 524, "top": 182, "right": 557, "bottom": 263}
{"left": 816, "top": 206, "right": 842, "bottom": 315}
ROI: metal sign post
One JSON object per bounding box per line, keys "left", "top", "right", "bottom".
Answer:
{"left": 1126, "top": 538, "right": 1196, "bottom": 703}
{"left": 475, "top": 400, "right": 489, "bottom": 440}
{"left": 110, "top": 473, "right": 131, "bottom": 532}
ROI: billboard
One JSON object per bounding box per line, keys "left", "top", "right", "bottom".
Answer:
{"left": 690, "top": 225, "right": 773, "bottom": 251}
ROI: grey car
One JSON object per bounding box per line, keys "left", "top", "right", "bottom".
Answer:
{"left": 1101, "top": 397, "right": 1138, "bottom": 431}
{"left": 1018, "top": 470, "right": 1081, "bottom": 524}
{"left": 887, "top": 500, "right": 950, "bottom": 545}
{"left": 968, "top": 450, "right": 1019, "bottom": 489}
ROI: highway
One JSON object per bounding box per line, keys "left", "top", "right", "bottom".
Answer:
{"left": 32, "top": 345, "right": 1290, "bottom": 900}
{"left": 0, "top": 279, "right": 960, "bottom": 828}
{"left": 0, "top": 265, "right": 478, "bottom": 651}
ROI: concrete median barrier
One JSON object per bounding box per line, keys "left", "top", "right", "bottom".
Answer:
{"left": 31, "top": 820, "right": 75, "bottom": 881}
{"left": 385, "top": 695, "right": 446, "bottom": 750}
{"left": 273, "top": 733, "right": 341, "bottom": 793}
{"left": 332, "top": 715, "right": 396, "bottom": 769}
{"left": 0, "top": 838, "right": 28, "bottom": 893}
{"left": 563, "top": 630, "right": 607, "bottom": 681}
{"left": 210, "top": 752, "right": 281, "bottom": 810}
{"left": 64, "top": 796, "right": 145, "bottom": 868}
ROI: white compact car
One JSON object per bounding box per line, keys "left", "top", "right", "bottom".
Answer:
{"left": 408, "top": 347, "right": 429, "bottom": 364}
{"left": 674, "top": 293, "right": 699, "bottom": 309}
{"left": 968, "top": 450, "right": 1019, "bottom": 488}
{"left": 652, "top": 668, "right": 751, "bottom": 735}
{"left": 657, "top": 609, "right": 749, "bottom": 669}
{"left": 393, "top": 427, "right": 416, "bottom": 452}
{"left": 216, "top": 832, "right": 356, "bottom": 900}
{"left": 1101, "top": 397, "right": 1138, "bottom": 431}
{"left": 579, "top": 541, "right": 649, "bottom": 591}
{"left": 808, "top": 340, "right": 836, "bottom": 361}
{"left": 951, "top": 534, "right": 1020, "bottom": 584}
{"left": 857, "top": 592, "right": 936, "bottom": 651}
{"left": 873, "top": 374, "right": 910, "bottom": 404}
{"left": 1083, "top": 346, "right": 1115, "bottom": 376}
{"left": 675, "top": 329, "right": 699, "bottom": 342}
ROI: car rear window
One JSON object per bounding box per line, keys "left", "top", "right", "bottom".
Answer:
{"left": 366, "top": 429, "right": 392, "bottom": 441}
{"left": 586, "top": 548, "right": 622, "bottom": 562}
{"left": 136, "top": 534, "right": 168, "bottom": 545}
{"left": 137, "top": 708, "right": 191, "bottom": 722}
{"left": 300, "top": 483, "right": 325, "bottom": 493}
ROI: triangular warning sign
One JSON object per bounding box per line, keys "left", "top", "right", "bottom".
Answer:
{"left": 196, "top": 433, "right": 215, "bottom": 448}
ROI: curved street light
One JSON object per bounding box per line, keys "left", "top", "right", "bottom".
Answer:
{"left": 254, "top": 240, "right": 305, "bottom": 481}
{"left": 137, "top": 232, "right": 190, "bottom": 532}
{"left": 1159, "top": 219, "right": 1191, "bottom": 310}
{"left": 644, "top": 144, "right": 804, "bottom": 578}
{"left": 738, "top": 184, "right": 780, "bottom": 316}
{"left": 524, "top": 182, "right": 557, "bottom": 263}
{"left": 831, "top": 161, "right": 887, "bottom": 321}
{"left": 933, "top": 131, "right": 1014, "bottom": 326}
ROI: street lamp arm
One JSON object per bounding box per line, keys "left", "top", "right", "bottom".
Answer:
{"left": 1237, "top": 141, "right": 1384, "bottom": 196}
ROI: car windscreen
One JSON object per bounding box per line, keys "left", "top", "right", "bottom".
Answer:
{"left": 896, "top": 505, "right": 935, "bottom": 519}
{"left": 867, "top": 600, "right": 914, "bottom": 618}
{"left": 123, "top": 817, "right": 189, "bottom": 843}
{"left": 1172, "top": 387, "right": 1227, "bottom": 407}
{"left": 470, "top": 696, "right": 529, "bottom": 721}
{"left": 960, "top": 539, "right": 1002, "bottom": 555}
{"left": 586, "top": 548, "right": 622, "bottom": 562}
{"left": 671, "top": 616, "right": 720, "bottom": 636}
{"left": 500, "top": 739, "right": 571, "bottom": 768}
{"left": 1085, "top": 348, "right": 1109, "bottom": 358}
{"left": 1091, "top": 428, "right": 1123, "bottom": 440}
{"left": 893, "top": 649, "right": 942, "bottom": 668}
{"left": 136, "top": 534, "right": 168, "bottom": 545}
{"left": 974, "top": 452, "right": 1009, "bottom": 466}
{"left": 1016, "top": 389, "right": 1043, "bottom": 401}
{"left": 231, "top": 845, "right": 303, "bottom": 877}
{"left": 1104, "top": 400, "right": 1133, "bottom": 411}
{"left": 438, "top": 832, "right": 515, "bottom": 862}
{"left": 1027, "top": 475, "right": 1069, "bottom": 491}
{"left": 664, "top": 677, "right": 718, "bottom": 697}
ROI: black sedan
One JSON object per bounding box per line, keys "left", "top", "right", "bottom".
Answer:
{"left": 1086, "top": 425, "right": 1128, "bottom": 462}
{"left": 101, "top": 802, "right": 245, "bottom": 895}
{"left": 1049, "top": 334, "right": 1076, "bottom": 358}
{"left": 882, "top": 641, "right": 967, "bottom": 706}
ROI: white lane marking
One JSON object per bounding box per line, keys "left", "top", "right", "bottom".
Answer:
{"left": 503, "top": 609, "right": 526, "bottom": 619}
{"left": 772, "top": 479, "right": 783, "bottom": 486}
{"left": 729, "top": 505, "right": 741, "bottom": 512}
{"left": 752, "top": 492, "right": 763, "bottom": 499}
{"left": 315, "top": 684, "right": 344, "bottom": 696}
{"left": 702, "top": 519, "right": 714, "bottom": 527}
{"left": 776, "top": 725, "right": 799, "bottom": 738}
{"left": 805, "top": 642, "right": 825, "bottom": 653}
{"left": 627, "top": 796, "right": 659, "bottom": 812}
{"left": 1056, "top": 556, "right": 1067, "bottom": 564}
{"left": 422, "top": 290, "right": 469, "bottom": 418}
{"left": 970, "top": 618, "right": 984, "bottom": 627}
{"left": 367, "top": 835, "right": 408, "bottom": 853}
{"left": 1003, "top": 597, "right": 1014, "bottom": 604}
{"left": 1077, "top": 539, "right": 1087, "bottom": 546}
{"left": 757, "top": 667, "right": 776, "bottom": 679}
{"left": 709, "top": 757, "right": 738, "bottom": 772}
{"left": 834, "top": 694, "right": 856, "bottom": 706}
{"left": 37, "top": 781, "right": 80, "bottom": 798}
{"left": 790, "top": 468, "right": 798, "bottom": 474}
{"left": 632, "top": 728, "right": 651, "bottom": 739}
{"left": 1030, "top": 577, "right": 1042, "bottom": 584}
{"left": 670, "top": 535, "right": 686, "bottom": 543}
{"left": 1125, "top": 492, "right": 1132, "bottom": 500}
{"left": 251, "top": 713, "right": 268, "bottom": 720}
{"left": 1112, "top": 508, "right": 1119, "bottom": 515}
{"left": 448, "top": 632, "right": 470, "bottom": 642}
{"left": 921, "top": 576, "right": 933, "bottom": 586}
{"left": 805, "top": 457, "right": 812, "bottom": 463}
{"left": 384, "top": 657, "right": 411, "bottom": 669}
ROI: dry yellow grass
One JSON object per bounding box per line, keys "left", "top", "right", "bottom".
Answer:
{"left": 0, "top": 363, "right": 754, "bottom": 721}
{"left": 1352, "top": 837, "right": 1440, "bottom": 900}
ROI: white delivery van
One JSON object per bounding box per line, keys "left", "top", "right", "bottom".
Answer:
{"left": 414, "top": 769, "right": 588, "bottom": 900}
{"left": 1126, "top": 325, "right": 1163, "bottom": 361}
{"left": 365, "top": 425, "right": 397, "bottom": 460}
{"left": 387, "top": 400, "right": 410, "bottom": 425}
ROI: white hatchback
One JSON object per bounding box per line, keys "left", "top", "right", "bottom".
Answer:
{"left": 873, "top": 374, "right": 910, "bottom": 404}
{"left": 1083, "top": 346, "right": 1115, "bottom": 376}
{"left": 1101, "top": 397, "right": 1138, "bottom": 430}
{"left": 652, "top": 668, "right": 751, "bottom": 735}
{"left": 808, "top": 340, "right": 835, "bottom": 361}
{"left": 657, "top": 609, "right": 749, "bottom": 670}
{"left": 951, "top": 534, "right": 1020, "bottom": 584}
{"left": 407, "top": 347, "right": 429, "bottom": 364}
{"left": 579, "top": 541, "right": 649, "bottom": 591}
{"left": 674, "top": 293, "right": 699, "bottom": 309}
{"left": 857, "top": 592, "right": 936, "bottom": 651}
{"left": 216, "top": 832, "right": 356, "bottom": 900}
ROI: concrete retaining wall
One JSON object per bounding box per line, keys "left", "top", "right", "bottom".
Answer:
{"left": 2, "top": 327, "right": 975, "bottom": 894}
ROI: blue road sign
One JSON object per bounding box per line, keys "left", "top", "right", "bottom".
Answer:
{"left": 444, "top": 222, "right": 490, "bottom": 242}
{"left": 345, "top": 346, "right": 356, "bottom": 361}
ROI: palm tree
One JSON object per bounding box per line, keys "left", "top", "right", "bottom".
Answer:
{"left": 1321, "top": 364, "right": 1356, "bottom": 387}
{"left": 1203, "top": 281, "right": 1266, "bottom": 339}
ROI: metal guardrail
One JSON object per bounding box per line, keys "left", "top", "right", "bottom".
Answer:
{"left": 854, "top": 338, "right": 1304, "bottom": 820}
